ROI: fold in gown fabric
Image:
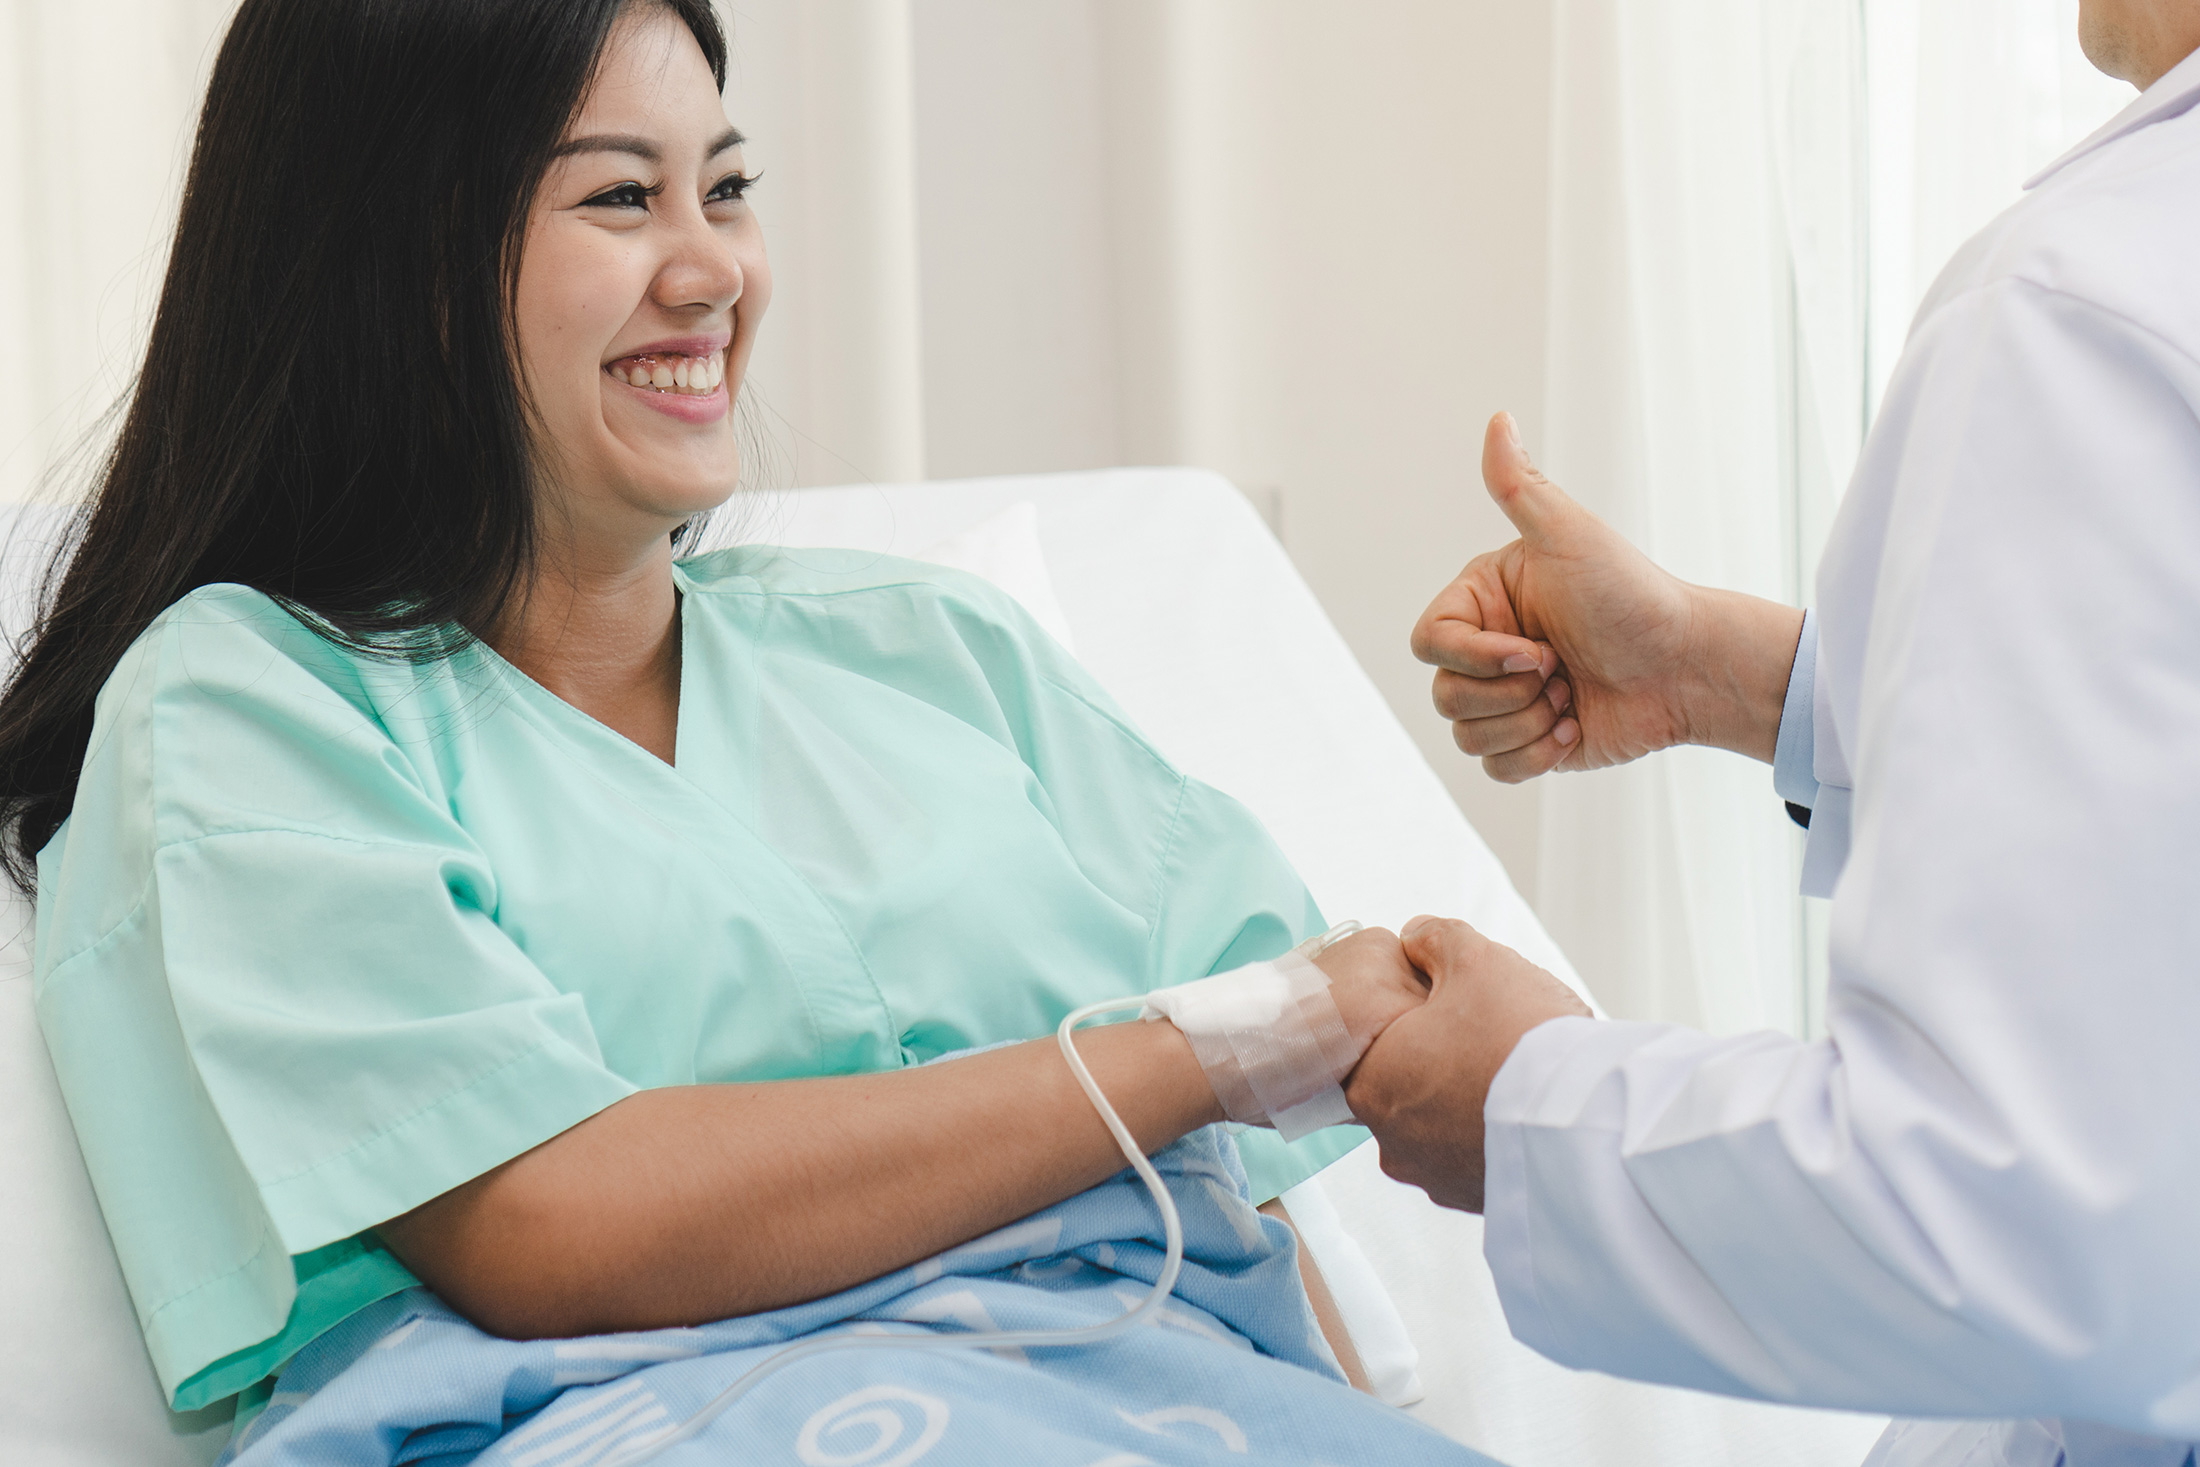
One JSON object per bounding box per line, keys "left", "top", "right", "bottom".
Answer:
{"left": 216, "top": 1128, "right": 1487, "bottom": 1467}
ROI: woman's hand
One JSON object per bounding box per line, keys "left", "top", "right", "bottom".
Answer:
{"left": 1312, "top": 926, "right": 1432, "bottom": 1052}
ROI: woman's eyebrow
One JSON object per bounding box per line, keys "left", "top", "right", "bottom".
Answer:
{"left": 556, "top": 133, "right": 661, "bottom": 163}
{"left": 553, "top": 127, "right": 746, "bottom": 164}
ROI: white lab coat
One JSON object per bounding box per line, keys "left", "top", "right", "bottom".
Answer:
{"left": 1480, "top": 49, "right": 2200, "bottom": 1467}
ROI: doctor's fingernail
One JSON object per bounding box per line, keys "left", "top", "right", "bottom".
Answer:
{"left": 1548, "top": 681, "right": 1571, "bottom": 714}
{"left": 1503, "top": 653, "right": 1540, "bottom": 674}
{"left": 1554, "top": 718, "right": 1579, "bottom": 747}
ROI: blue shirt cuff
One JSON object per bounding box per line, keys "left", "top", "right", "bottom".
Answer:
{"left": 1773, "top": 610, "right": 1818, "bottom": 809}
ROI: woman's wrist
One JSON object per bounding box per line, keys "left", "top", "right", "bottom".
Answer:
{"left": 1072, "top": 1015, "right": 1228, "bottom": 1137}
{"left": 1147, "top": 1018, "right": 1232, "bottom": 1130}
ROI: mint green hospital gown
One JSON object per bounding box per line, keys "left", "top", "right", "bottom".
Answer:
{"left": 33, "top": 546, "right": 1363, "bottom": 1412}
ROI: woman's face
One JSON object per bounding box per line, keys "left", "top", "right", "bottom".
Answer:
{"left": 515, "top": 6, "right": 769, "bottom": 552}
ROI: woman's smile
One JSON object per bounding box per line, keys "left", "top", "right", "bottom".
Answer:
{"left": 604, "top": 335, "right": 730, "bottom": 423}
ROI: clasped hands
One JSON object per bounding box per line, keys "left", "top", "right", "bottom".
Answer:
{"left": 1309, "top": 921, "right": 1587, "bottom": 1214}
{"left": 1306, "top": 413, "right": 1807, "bottom": 1213}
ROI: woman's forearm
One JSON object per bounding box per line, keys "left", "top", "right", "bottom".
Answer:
{"left": 378, "top": 1018, "right": 1223, "bottom": 1340}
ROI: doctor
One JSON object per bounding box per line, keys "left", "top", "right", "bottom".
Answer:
{"left": 1346, "top": 3, "right": 2200, "bottom": 1464}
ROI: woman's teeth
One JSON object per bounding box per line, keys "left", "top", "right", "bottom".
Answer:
{"left": 608, "top": 349, "right": 726, "bottom": 395}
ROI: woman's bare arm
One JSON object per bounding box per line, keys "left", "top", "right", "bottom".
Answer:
{"left": 380, "top": 1020, "right": 1214, "bottom": 1339}
{"left": 378, "top": 930, "right": 1425, "bottom": 1341}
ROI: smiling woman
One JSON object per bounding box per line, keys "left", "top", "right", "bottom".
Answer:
{"left": 0, "top": 2, "right": 1487, "bottom": 1463}
{"left": 494, "top": 6, "right": 771, "bottom": 763}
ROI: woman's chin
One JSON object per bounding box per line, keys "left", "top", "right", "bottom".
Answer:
{"left": 598, "top": 445, "right": 744, "bottom": 526}
{"left": 641, "top": 478, "right": 742, "bottom": 526}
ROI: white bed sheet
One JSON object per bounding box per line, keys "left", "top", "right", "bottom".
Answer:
{"left": 0, "top": 472, "right": 1885, "bottom": 1467}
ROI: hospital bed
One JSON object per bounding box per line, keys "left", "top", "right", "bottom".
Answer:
{"left": 0, "top": 469, "right": 1885, "bottom": 1466}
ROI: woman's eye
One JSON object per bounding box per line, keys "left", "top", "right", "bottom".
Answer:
{"left": 582, "top": 182, "right": 655, "bottom": 210}
{"left": 708, "top": 172, "right": 757, "bottom": 204}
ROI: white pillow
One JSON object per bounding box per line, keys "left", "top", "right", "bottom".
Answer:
{"left": 913, "top": 500, "right": 1079, "bottom": 655}
{"left": 0, "top": 915, "right": 233, "bottom": 1465}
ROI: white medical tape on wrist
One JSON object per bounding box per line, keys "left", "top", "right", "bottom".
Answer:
{"left": 1140, "top": 948, "right": 1363, "bottom": 1142}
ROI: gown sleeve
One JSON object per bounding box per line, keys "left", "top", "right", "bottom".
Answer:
{"left": 34, "top": 589, "right": 636, "bottom": 1409}
{"left": 1152, "top": 776, "right": 1370, "bottom": 1200}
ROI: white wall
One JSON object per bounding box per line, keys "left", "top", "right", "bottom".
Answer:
{"left": 901, "top": 0, "right": 1555, "bottom": 902}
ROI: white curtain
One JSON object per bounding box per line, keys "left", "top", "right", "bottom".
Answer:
{"left": 1863, "top": 0, "right": 2133, "bottom": 411}
{"left": 1534, "top": 0, "right": 1835, "bottom": 1035}
{"left": 0, "top": 1, "right": 238, "bottom": 507}
{"left": 1534, "top": 0, "right": 2129, "bottom": 1033}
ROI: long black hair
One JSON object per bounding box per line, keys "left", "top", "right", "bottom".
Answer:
{"left": 0, "top": 0, "right": 729, "bottom": 891}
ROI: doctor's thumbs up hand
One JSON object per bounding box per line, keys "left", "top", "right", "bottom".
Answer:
{"left": 1412, "top": 413, "right": 1805, "bottom": 780}
{"left": 1345, "top": 916, "right": 1591, "bottom": 1214}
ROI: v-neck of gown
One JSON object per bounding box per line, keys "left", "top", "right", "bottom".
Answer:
{"left": 479, "top": 572, "right": 696, "bottom": 778}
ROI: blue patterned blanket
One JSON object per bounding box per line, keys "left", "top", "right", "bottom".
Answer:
{"left": 219, "top": 1127, "right": 1492, "bottom": 1465}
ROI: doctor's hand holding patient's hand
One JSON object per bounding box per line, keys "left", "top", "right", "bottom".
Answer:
{"left": 1346, "top": 917, "right": 1590, "bottom": 1213}
{"left": 1415, "top": 413, "right": 1805, "bottom": 781}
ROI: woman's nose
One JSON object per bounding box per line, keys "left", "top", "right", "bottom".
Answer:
{"left": 655, "top": 221, "right": 745, "bottom": 315}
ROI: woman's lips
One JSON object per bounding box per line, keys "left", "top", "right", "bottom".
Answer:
{"left": 604, "top": 348, "right": 729, "bottom": 423}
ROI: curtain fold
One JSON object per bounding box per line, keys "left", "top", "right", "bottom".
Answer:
{"left": 0, "top": 0, "right": 238, "bottom": 506}
{"left": 1536, "top": 0, "right": 1830, "bottom": 1034}
{"left": 1534, "top": 0, "right": 2130, "bottom": 1033}
{"left": 1863, "top": 0, "right": 2131, "bottom": 408}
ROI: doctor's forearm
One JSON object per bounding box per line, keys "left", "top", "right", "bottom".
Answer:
{"left": 1677, "top": 589, "right": 1806, "bottom": 765}
{"left": 377, "top": 1021, "right": 1222, "bottom": 1341}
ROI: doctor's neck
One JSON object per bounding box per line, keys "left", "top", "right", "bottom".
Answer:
{"left": 2079, "top": 0, "right": 2200, "bottom": 88}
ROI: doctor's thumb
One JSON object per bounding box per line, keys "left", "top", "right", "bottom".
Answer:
{"left": 1401, "top": 916, "right": 1484, "bottom": 993}
{"left": 1481, "top": 412, "right": 1569, "bottom": 544}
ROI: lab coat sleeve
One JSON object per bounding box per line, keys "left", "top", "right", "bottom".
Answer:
{"left": 1481, "top": 278, "right": 2200, "bottom": 1434}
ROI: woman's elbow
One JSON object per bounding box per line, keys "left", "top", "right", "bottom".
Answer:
{"left": 377, "top": 1170, "right": 616, "bottom": 1340}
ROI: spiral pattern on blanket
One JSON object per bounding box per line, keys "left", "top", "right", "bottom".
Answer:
{"left": 796, "top": 1385, "right": 952, "bottom": 1466}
